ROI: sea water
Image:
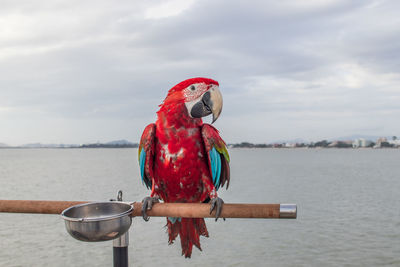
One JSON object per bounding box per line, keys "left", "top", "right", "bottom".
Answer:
{"left": 0, "top": 148, "right": 399, "bottom": 266}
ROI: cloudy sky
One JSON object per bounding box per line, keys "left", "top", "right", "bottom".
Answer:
{"left": 1, "top": 0, "right": 399, "bottom": 145}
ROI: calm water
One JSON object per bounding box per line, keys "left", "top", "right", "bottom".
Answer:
{"left": 0, "top": 148, "right": 399, "bottom": 266}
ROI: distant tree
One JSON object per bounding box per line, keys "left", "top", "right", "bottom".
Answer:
{"left": 314, "top": 140, "right": 329, "bottom": 147}
{"left": 336, "top": 141, "right": 352, "bottom": 148}
{"left": 367, "top": 142, "right": 375, "bottom": 148}
{"left": 393, "top": 136, "right": 397, "bottom": 141}
{"left": 254, "top": 143, "right": 270, "bottom": 148}
{"left": 232, "top": 142, "right": 255, "bottom": 148}
{"left": 381, "top": 142, "right": 393, "bottom": 148}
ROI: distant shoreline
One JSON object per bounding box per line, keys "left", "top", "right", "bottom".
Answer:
{"left": 1, "top": 137, "right": 399, "bottom": 149}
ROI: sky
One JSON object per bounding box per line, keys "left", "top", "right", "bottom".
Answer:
{"left": 0, "top": 0, "right": 399, "bottom": 146}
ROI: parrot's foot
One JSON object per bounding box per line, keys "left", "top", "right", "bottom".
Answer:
{"left": 141, "top": 196, "right": 160, "bottom": 221}
{"left": 210, "top": 197, "right": 224, "bottom": 221}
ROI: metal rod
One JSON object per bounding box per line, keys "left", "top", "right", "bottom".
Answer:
{"left": 0, "top": 200, "right": 297, "bottom": 219}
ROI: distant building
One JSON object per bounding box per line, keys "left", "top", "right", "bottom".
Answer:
{"left": 377, "top": 137, "right": 387, "bottom": 144}
{"left": 373, "top": 137, "right": 393, "bottom": 148}
{"left": 284, "top": 143, "right": 296, "bottom": 148}
{"left": 352, "top": 138, "right": 373, "bottom": 148}
{"left": 388, "top": 140, "right": 400, "bottom": 147}
{"left": 352, "top": 139, "right": 361, "bottom": 148}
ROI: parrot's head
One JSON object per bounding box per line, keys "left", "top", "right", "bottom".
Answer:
{"left": 162, "top": 77, "right": 223, "bottom": 123}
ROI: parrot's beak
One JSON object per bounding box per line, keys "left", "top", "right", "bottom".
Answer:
{"left": 208, "top": 86, "right": 223, "bottom": 123}
{"left": 187, "top": 86, "right": 223, "bottom": 123}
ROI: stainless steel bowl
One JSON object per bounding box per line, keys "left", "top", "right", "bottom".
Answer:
{"left": 61, "top": 202, "right": 133, "bottom": 242}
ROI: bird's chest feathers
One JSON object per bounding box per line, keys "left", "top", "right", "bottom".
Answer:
{"left": 160, "top": 144, "right": 185, "bottom": 165}
{"left": 154, "top": 107, "right": 208, "bottom": 190}
{"left": 158, "top": 127, "right": 203, "bottom": 167}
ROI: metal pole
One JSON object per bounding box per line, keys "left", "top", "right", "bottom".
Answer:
{"left": 112, "top": 191, "right": 129, "bottom": 267}
{"left": 113, "top": 232, "right": 129, "bottom": 267}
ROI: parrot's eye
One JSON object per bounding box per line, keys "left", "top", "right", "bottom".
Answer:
{"left": 190, "top": 85, "right": 196, "bottom": 91}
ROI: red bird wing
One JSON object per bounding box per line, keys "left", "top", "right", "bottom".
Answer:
{"left": 201, "top": 124, "right": 230, "bottom": 190}
{"left": 138, "top": 123, "right": 156, "bottom": 190}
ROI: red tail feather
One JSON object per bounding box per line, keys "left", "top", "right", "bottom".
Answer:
{"left": 166, "top": 218, "right": 209, "bottom": 258}
{"left": 167, "top": 219, "right": 180, "bottom": 244}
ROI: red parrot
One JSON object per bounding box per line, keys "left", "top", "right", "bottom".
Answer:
{"left": 138, "top": 77, "right": 230, "bottom": 258}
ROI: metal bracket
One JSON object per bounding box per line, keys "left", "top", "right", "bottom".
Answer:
{"left": 110, "top": 190, "right": 123, "bottom": 202}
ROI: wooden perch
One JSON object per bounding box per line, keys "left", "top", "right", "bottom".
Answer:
{"left": 0, "top": 200, "right": 296, "bottom": 219}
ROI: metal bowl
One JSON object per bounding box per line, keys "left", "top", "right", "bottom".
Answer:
{"left": 61, "top": 202, "right": 133, "bottom": 242}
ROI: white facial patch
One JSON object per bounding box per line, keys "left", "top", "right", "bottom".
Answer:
{"left": 185, "top": 97, "right": 202, "bottom": 118}
{"left": 183, "top": 83, "right": 208, "bottom": 102}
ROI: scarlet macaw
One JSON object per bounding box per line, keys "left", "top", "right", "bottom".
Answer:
{"left": 138, "top": 77, "right": 230, "bottom": 258}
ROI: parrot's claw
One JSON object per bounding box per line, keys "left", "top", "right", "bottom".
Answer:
{"left": 141, "top": 196, "right": 160, "bottom": 221}
{"left": 210, "top": 197, "right": 224, "bottom": 221}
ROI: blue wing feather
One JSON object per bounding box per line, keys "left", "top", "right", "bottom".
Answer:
{"left": 209, "top": 150, "right": 215, "bottom": 183}
{"left": 215, "top": 152, "right": 221, "bottom": 189}
{"left": 209, "top": 147, "right": 222, "bottom": 189}
{"left": 210, "top": 148, "right": 216, "bottom": 183}
{"left": 139, "top": 149, "right": 146, "bottom": 185}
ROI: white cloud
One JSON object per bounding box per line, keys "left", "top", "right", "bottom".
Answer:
{"left": 145, "top": 0, "right": 196, "bottom": 19}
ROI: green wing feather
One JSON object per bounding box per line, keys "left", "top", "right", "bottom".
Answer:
{"left": 201, "top": 124, "right": 230, "bottom": 190}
